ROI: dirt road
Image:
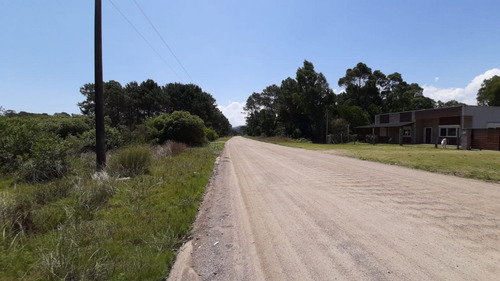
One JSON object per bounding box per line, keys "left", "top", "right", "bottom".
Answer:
{"left": 168, "top": 137, "right": 500, "bottom": 281}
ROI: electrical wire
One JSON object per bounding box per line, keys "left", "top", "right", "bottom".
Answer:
{"left": 108, "top": 0, "right": 181, "bottom": 80}
{"left": 133, "top": 0, "right": 192, "bottom": 80}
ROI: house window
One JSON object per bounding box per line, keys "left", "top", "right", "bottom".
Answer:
{"left": 439, "top": 126, "right": 459, "bottom": 137}
{"left": 402, "top": 126, "right": 411, "bottom": 136}
{"left": 380, "top": 127, "right": 387, "bottom": 137}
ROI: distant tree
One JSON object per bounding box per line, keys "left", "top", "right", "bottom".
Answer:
{"left": 411, "top": 95, "right": 435, "bottom": 110}
{"left": 338, "top": 62, "right": 383, "bottom": 118}
{"left": 4, "top": 110, "right": 17, "bottom": 117}
{"left": 244, "top": 61, "right": 334, "bottom": 141}
{"left": 138, "top": 79, "right": 165, "bottom": 119}
{"left": 436, "top": 99, "right": 466, "bottom": 108}
{"left": 277, "top": 77, "right": 303, "bottom": 137}
{"left": 477, "top": 75, "right": 500, "bottom": 106}
{"left": 78, "top": 83, "right": 95, "bottom": 115}
{"left": 104, "top": 80, "right": 127, "bottom": 126}
{"left": 296, "top": 60, "right": 334, "bottom": 142}
{"left": 54, "top": 112, "right": 71, "bottom": 117}
{"left": 165, "top": 83, "right": 230, "bottom": 136}
{"left": 78, "top": 80, "right": 231, "bottom": 136}
{"left": 339, "top": 62, "right": 434, "bottom": 114}
{"left": 338, "top": 105, "right": 370, "bottom": 128}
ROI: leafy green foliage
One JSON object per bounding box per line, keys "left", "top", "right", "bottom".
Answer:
{"left": 80, "top": 126, "right": 123, "bottom": 152}
{"left": 107, "top": 145, "right": 153, "bottom": 177}
{"left": 337, "top": 62, "right": 434, "bottom": 117}
{"left": 78, "top": 80, "right": 231, "bottom": 136}
{"left": 245, "top": 61, "right": 334, "bottom": 142}
{"left": 151, "top": 111, "right": 207, "bottom": 146}
{"left": 0, "top": 117, "right": 77, "bottom": 182}
{"left": 205, "top": 127, "right": 219, "bottom": 142}
{"left": 477, "top": 75, "right": 500, "bottom": 106}
{"left": 436, "top": 99, "right": 467, "bottom": 108}
{"left": 17, "top": 133, "right": 69, "bottom": 182}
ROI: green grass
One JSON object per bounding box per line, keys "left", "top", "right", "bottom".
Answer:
{"left": 259, "top": 138, "right": 500, "bottom": 182}
{"left": 216, "top": 136, "right": 233, "bottom": 142}
{"left": 0, "top": 142, "right": 224, "bottom": 280}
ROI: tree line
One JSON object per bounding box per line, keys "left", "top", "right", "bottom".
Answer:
{"left": 244, "top": 61, "right": 473, "bottom": 142}
{"left": 78, "top": 80, "right": 231, "bottom": 137}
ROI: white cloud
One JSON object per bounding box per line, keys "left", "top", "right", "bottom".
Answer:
{"left": 434, "top": 77, "right": 440, "bottom": 82}
{"left": 217, "top": 101, "right": 247, "bottom": 127}
{"left": 423, "top": 68, "right": 500, "bottom": 105}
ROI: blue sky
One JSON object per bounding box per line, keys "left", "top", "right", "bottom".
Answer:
{"left": 1, "top": 0, "right": 499, "bottom": 126}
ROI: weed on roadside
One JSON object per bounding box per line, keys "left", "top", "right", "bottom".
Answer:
{"left": 0, "top": 143, "right": 224, "bottom": 280}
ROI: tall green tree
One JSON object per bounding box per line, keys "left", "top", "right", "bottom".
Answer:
{"left": 165, "top": 83, "right": 229, "bottom": 136}
{"left": 477, "top": 75, "right": 500, "bottom": 106}
{"left": 78, "top": 80, "right": 231, "bottom": 136}
{"left": 243, "top": 85, "right": 280, "bottom": 137}
{"left": 78, "top": 80, "right": 129, "bottom": 126}
{"left": 296, "top": 60, "right": 334, "bottom": 141}
{"left": 337, "top": 62, "right": 383, "bottom": 118}
{"left": 244, "top": 61, "right": 334, "bottom": 141}
{"left": 338, "top": 62, "right": 434, "bottom": 116}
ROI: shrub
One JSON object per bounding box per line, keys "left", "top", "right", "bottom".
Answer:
{"left": 52, "top": 116, "right": 93, "bottom": 139}
{"left": 17, "top": 134, "right": 69, "bottom": 182}
{"left": 123, "top": 124, "right": 156, "bottom": 145}
{"left": 0, "top": 117, "right": 78, "bottom": 181}
{"left": 150, "top": 111, "right": 207, "bottom": 146}
{"left": 205, "top": 127, "right": 219, "bottom": 142}
{"left": 108, "top": 145, "right": 153, "bottom": 177}
{"left": 80, "top": 126, "right": 123, "bottom": 152}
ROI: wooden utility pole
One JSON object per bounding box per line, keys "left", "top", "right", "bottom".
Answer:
{"left": 95, "top": 0, "right": 106, "bottom": 170}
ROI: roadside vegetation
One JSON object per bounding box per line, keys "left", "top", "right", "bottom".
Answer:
{"left": 258, "top": 137, "right": 500, "bottom": 182}
{"left": 0, "top": 106, "right": 228, "bottom": 280}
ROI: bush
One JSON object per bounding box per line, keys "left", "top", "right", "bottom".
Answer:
{"left": 150, "top": 111, "right": 207, "bottom": 146}
{"left": 205, "top": 127, "right": 219, "bottom": 142}
{"left": 52, "top": 116, "right": 93, "bottom": 139}
{"left": 0, "top": 116, "right": 82, "bottom": 181}
{"left": 123, "top": 124, "right": 156, "bottom": 145}
{"left": 17, "top": 134, "right": 69, "bottom": 182}
{"left": 108, "top": 145, "right": 153, "bottom": 177}
{"left": 80, "top": 126, "right": 123, "bottom": 152}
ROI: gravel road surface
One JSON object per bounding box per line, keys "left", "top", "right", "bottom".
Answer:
{"left": 168, "top": 137, "right": 500, "bottom": 281}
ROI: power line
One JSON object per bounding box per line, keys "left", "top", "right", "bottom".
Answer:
{"left": 133, "top": 0, "right": 192, "bottom": 80}
{"left": 108, "top": 0, "right": 181, "bottom": 80}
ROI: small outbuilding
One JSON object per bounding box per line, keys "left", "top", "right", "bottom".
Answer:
{"left": 356, "top": 106, "right": 500, "bottom": 150}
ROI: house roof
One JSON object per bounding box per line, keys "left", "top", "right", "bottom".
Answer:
{"left": 356, "top": 122, "right": 414, "bottom": 129}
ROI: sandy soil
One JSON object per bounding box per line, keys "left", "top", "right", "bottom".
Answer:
{"left": 168, "top": 136, "right": 500, "bottom": 281}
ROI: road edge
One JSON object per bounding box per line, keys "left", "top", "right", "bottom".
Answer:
{"left": 167, "top": 154, "right": 222, "bottom": 281}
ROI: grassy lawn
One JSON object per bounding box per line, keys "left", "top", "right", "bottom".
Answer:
{"left": 0, "top": 142, "right": 224, "bottom": 280}
{"left": 260, "top": 137, "right": 500, "bottom": 182}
